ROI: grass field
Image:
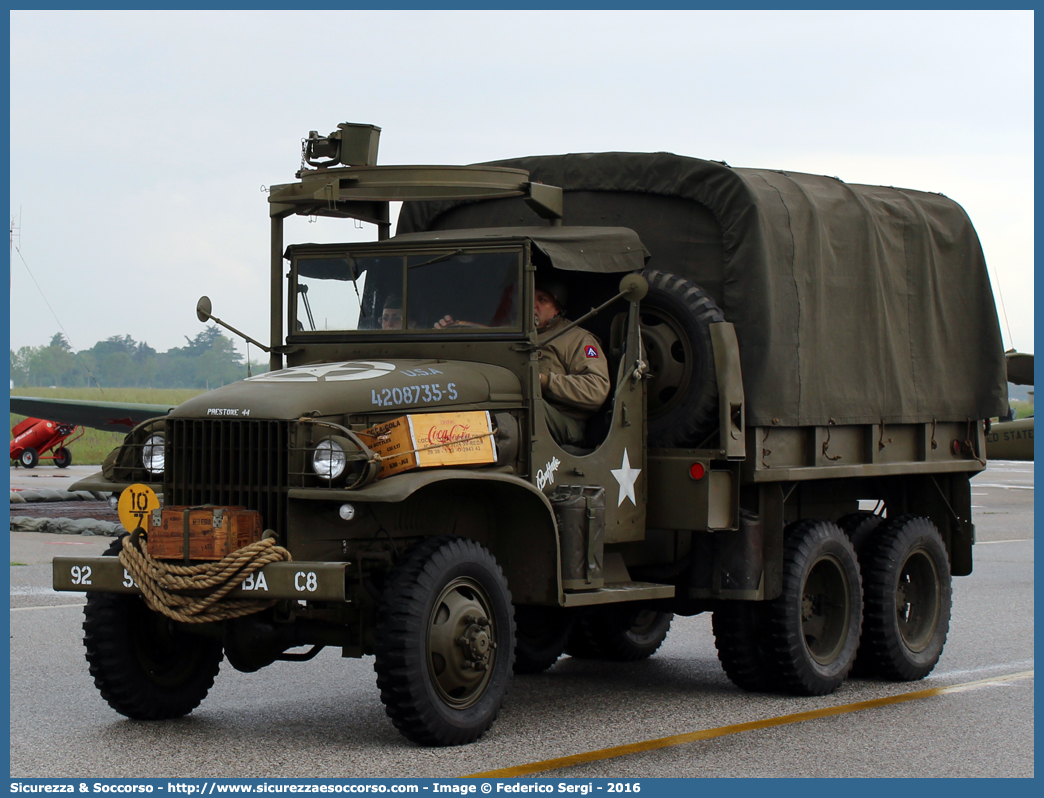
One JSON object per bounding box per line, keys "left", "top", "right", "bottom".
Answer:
{"left": 10, "top": 388, "right": 203, "bottom": 466}
{"left": 1009, "top": 399, "right": 1034, "bottom": 420}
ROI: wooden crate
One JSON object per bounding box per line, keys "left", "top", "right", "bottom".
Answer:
{"left": 146, "top": 506, "right": 262, "bottom": 561}
{"left": 359, "top": 411, "right": 498, "bottom": 480}
{"left": 361, "top": 416, "right": 418, "bottom": 479}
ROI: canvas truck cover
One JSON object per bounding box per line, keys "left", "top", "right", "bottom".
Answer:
{"left": 398, "top": 152, "right": 1008, "bottom": 428}
{"left": 390, "top": 226, "right": 649, "bottom": 273}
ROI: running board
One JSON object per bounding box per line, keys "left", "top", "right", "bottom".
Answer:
{"left": 562, "top": 581, "right": 675, "bottom": 607}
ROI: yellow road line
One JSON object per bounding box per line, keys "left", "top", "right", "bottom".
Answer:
{"left": 467, "top": 670, "right": 1034, "bottom": 778}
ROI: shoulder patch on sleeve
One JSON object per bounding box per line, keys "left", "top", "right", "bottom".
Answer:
{"left": 585, "top": 345, "right": 599, "bottom": 358}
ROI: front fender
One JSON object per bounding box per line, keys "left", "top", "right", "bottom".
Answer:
{"left": 70, "top": 470, "right": 161, "bottom": 496}
{"left": 288, "top": 469, "right": 563, "bottom": 604}
{"left": 288, "top": 467, "right": 552, "bottom": 509}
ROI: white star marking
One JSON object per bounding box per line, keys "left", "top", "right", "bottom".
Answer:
{"left": 611, "top": 449, "right": 642, "bottom": 507}
{"left": 245, "top": 361, "right": 396, "bottom": 382}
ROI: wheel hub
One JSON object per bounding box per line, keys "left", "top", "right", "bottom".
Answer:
{"left": 427, "top": 578, "right": 498, "bottom": 708}
{"left": 895, "top": 548, "right": 941, "bottom": 652}
{"left": 896, "top": 581, "right": 910, "bottom": 621}
{"left": 801, "top": 554, "right": 851, "bottom": 666}
{"left": 457, "top": 615, "right": 492, "bottom": 670}
{"left": 801, "top": 593, "right": 815, "bottom": 622}
{"left": 640, "top": 311, "right": 693, "bottom": 417}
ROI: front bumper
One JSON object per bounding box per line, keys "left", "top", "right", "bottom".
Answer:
{"left": 52, "top": 557, "right": 350, "bottom": 602}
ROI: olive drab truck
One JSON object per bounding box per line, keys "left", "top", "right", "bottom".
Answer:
{"left": 53, "top": 123, "right": 1008, "bottom": 747}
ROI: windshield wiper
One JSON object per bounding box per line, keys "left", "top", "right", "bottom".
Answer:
{"left": 297, "top": 284, "right": 316, "bottom": 330}
{"left": 408, "top": 249, "right": 465, "bottom": 270}
{"left": 345, "top": 256, "right": 366, "bottom": 318}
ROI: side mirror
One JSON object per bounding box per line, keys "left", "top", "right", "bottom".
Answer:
{"left": 619, "top": 273, "right": 648, "bottom": 303}
{"left": 538, "top": 273, "right": 651, "bottom": 349}
{"left": 196, "top": 296, "right": 213, "bottom": 323}
{"left": 192, "top": 295, "right": 271, "bottom": 353}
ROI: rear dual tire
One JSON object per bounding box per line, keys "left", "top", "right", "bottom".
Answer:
{"left": 857, "top": 516, "right": 951, "bottom": 681}
{"left": 714, "top": 520, "right": 862, "bottom": 696}
{"left": 712, "top": 601, "right": 776, "bottom": 692}
{"left": 766, "top": 520, "right": 863, "bottom": 695}
{"left": 713, "top": 515, "right": 952, "bottom": 693}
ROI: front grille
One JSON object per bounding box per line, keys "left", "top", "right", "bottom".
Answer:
{"left": 165, "top": 419, "right": 290, "bottom": 538}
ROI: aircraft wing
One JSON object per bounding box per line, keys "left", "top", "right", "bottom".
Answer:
{"left": 1006, "top": 352, "right": 1034, "bottom": 386}
{"left": 9, "top": 396, "right": 172, "bottom": 432}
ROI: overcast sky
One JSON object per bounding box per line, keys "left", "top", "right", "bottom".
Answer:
{"left": 9, "top": 10, "right": 1034, "bottom": 360}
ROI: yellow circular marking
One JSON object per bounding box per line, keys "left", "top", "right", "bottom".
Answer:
{"left": 118, "top": 483, "right": 160, "bottom": 532}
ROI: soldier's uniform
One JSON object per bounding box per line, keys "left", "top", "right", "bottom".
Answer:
{"left": 537, "top": 316, "right": 611, "bottom": 446}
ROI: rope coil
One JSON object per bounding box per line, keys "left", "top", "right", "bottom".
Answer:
{"left": 118, "top": 531, "right": 292, "bottom": 624}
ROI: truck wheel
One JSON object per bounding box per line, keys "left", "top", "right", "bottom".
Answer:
{"left": 569, "top": 605, "right": 673, "bottom": 662}
{"left": 765, "top": 520, "right": 862, "bottom": 695}
{"left": 712, "top": 602, "right": 777, "bottom": 692}
{"left": 857, "top": 516, "right": 951, "bottom": 681}
{"left": 82, "top": 537, "right": 223, "bottom": 719}
{"left": 53, "top": 447, "right": 73, "bottom": 468}
{"left": 19, "top": 447, "right": 38, "bottom": 469}
{"left": 514, "top": 605, "right": 570, "bottom": 674}
{"left": 837, "top": 511, "right": 883, "bottom": 556}
{"left": 374, "top": 536, "right": 515, "bottom": 746}
{"left": 641, "top": 270, "right": 725, "bottom": 448}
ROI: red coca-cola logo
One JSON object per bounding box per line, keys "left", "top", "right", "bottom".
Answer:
{"left": 427, "top": 423, "right": 471, "bottom": 447}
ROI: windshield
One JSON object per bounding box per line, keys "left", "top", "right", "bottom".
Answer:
{"left": 293, "top": 248, "right": 522, "bottom": 334}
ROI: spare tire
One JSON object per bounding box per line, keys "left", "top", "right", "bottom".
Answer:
{"left": 641, "top": 270, "right": 725, "bottom": 448}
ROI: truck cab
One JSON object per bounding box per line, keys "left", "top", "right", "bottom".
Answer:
{"left": 155, "top": 226, "right": 659, "bottom": 604}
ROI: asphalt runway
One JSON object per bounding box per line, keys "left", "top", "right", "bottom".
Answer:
{"left": 8, "top": 462, "right": 1034, "bottom": 778}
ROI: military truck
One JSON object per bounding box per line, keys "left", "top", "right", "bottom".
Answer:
{"left": 53, "top": 123, "right": 1007, "bottom": 747}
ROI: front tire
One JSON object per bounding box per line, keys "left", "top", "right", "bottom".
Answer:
{"left": 857, "top": 516, "right": 951, "bottom": 681}
{"left": 19, "top": 447, "right": 38, "bottom": 469}
{"left": 82, "top": 538, "right": 223, "bottom": 719}
{"left": 765, "top": 520, "right": 863, "bottom": 695}
{"left": 374, "top": 537, "right": 514, "bottom": 746}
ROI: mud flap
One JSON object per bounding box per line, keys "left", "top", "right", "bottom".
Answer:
{"left": 688, "top": 509, "right": 765, "bottom": 600}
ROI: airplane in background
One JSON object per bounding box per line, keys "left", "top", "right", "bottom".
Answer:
{"left": 985, "top": 351, "right": 1033, "bottom": 461}
{"left": 9, "top": 396, "right": 173, "bottom": 434}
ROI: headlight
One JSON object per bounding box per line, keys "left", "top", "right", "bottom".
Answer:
{"left": 142, "top": 434, "right": 165, "bottom": 475}
{"left": 312, "top": 438, "right": 347, "bottom": 480}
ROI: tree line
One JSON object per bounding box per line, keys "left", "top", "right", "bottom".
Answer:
{"left": 10, "top": 326, "right": 269, "bottom": 389}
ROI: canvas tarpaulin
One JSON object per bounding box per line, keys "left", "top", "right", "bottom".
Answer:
{"left": 398, "top": 152, "right": 1007, "bottom": 428}
{"left": 391, "top": 226, "right": 649, "bottom": 273}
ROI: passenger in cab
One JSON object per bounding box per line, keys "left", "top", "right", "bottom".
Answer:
{"left": 533, "top": 281, "right": 610, "bottom": 447}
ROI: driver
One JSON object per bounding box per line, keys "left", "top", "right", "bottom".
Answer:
{"left": 533, "top": 281, "right": 610, "bottom": 447}
{"left": 380, "top": 296, "right": 403, "bottom": 330}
